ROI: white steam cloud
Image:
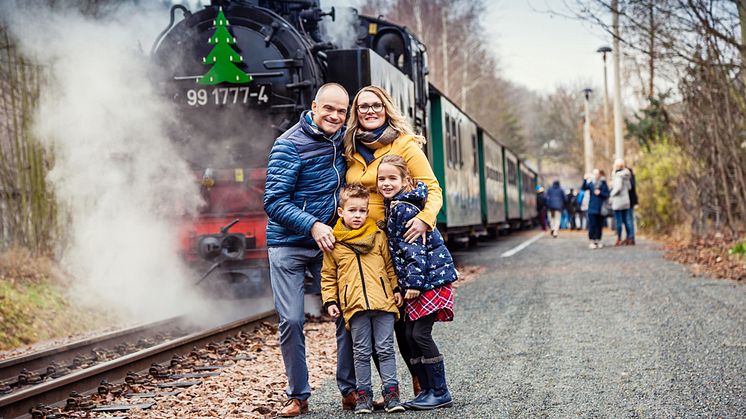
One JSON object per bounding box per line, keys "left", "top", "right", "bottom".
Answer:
{"left": 321, "top": 6, "right": 360, "bottom": 49}
{"left": 2, "top": 2, "right": 213, "bottom": 322}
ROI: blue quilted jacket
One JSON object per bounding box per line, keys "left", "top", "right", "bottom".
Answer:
{"left": 264, "top": 112, "right": 346, "bottom": 247}
{"left": 384, "top": 182, "right": 458, "bottom": 291}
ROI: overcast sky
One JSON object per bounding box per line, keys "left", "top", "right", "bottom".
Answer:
{"left": 323, "top": 0, "right": 612, "bottom": 94}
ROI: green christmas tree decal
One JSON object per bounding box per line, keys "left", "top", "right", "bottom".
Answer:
{"left": 198, "top": 8, "right": 252, "bottom": 85}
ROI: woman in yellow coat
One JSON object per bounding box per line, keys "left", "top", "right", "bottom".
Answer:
{"left": 343, "top": 85, "right": 443, "bottom": 397}
{"left": 344, "top": 85, "right": 442, "bottom": 241}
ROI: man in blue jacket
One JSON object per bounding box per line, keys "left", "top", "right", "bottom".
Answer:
{"left": 264, "top": 83, "right": 350, "bottom": 417}
{"left": 546, "top": 180, "right": 565, "bottom": 237}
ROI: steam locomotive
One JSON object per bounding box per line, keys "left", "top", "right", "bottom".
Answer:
{"left": 150, "top": 0, "right": 538, "bottom": 297}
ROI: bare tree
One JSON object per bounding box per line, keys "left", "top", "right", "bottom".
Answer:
{"left": 568, "top": 0, "right": 746, "bottom": 233}
{"left": 359, "top": 0, "right": 540, "bottom": 156}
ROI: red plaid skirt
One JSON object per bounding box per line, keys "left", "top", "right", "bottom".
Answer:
{"left": 405, "top": 284, "right": 454, "bottom": 322}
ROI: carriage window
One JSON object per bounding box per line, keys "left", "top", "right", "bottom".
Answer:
{"left": 471, "top": 134, "right": 477, "bottom": 174}
{"left": 452, "top": 118, "right": 460, "bottom": 168}
{"left": 445, "top": 114, "right": 452, "bottom": 167}
{"left": 452, "top": 118, "right": 458, "bottom": 167}
{"left": 508, "top": 160, "right": 516, "bottom": 185}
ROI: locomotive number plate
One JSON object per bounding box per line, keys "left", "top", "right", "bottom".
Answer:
{"left": 184, "top": 84, "right": 270, "bottom": 107}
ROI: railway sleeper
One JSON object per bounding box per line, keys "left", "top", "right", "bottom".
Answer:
{"left": 90, "top": 401, "right": 154, "bottom": 412}
{"left": 124, "top": 390, "right": 180, "bottom": 398}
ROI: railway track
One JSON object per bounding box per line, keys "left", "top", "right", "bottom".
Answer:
{"left": 0, "top": 309, "right": 277, "bottom": 419}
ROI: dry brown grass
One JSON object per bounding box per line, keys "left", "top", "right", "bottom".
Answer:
{"left": 0, "top": 247, "right": 64, "bottom": 286}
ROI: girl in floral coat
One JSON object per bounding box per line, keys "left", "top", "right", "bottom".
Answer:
{"left": 377, "top": 154, "right": 458, "bottom": 411}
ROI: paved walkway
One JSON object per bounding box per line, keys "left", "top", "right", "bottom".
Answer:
{"left": 306, "top": 231, "right": 745, "bottom": 417}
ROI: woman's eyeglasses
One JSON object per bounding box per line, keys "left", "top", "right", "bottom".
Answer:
{"left": 357, "top": 102, "right": 385, "bottom": 113}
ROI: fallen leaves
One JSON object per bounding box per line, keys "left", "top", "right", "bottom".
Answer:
{"left": 126, "top": 317, "right": 337, "bottom": 419}
{"left": 664, "top": 232, "right": 745, "bottom": 281}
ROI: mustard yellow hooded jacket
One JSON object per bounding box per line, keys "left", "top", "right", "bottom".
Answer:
{"left": 321, "top": 218, "right": 400, "bottom": 328}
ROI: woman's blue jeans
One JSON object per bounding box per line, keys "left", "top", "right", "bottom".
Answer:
{"left": 614, "top": 209, "right": 635, "bottom": 240}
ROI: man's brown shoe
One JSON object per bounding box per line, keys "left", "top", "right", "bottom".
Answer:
{"left": 341, "top": 391, "right": 357, "bottom": 411}
{"left": 278, "top": 399, "right": 308, "bottom": 417}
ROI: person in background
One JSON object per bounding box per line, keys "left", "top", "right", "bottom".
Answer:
{"left": 536, "top": 185, "right": 547, "bottom": 231}
{"left": 577, "top": 182, "right": 589, "bottom": 230}
{"left": 263, "top": 83, "right": 350, "bottom": 417}
{"left": 566, "top": 188, "right": 579, "bottom": 230}
{"left": 610, "top": 158, "right": 634, "bottom": 246}
{"left": 626, "top": 165, "right": 638, "bottom": 245}
{"left": 545, "top": 180, "right": 565, "bottom": 238}
{"left": 581, "top": 169, "right": 610, "bottom": 249}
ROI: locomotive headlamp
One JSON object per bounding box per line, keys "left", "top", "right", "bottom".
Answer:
{"left": 197, "top": 234, "right": 246, "bottom": 261}
{"left": 196, "top": 219, "right": 246, "bottom": 262}
{"left": 198, "top": 236, "right": 222, "bottom": 260}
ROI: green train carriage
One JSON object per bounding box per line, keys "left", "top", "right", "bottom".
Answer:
{"left": 518, "top": 162, "right": 538, "bottom": 227}
{"left": 502, "top": 147, "right": 521, "bottom": 228}
{"left": 426, "top": 86, "right": 483, "bottom": 242}
{"left": 477, "top": 128, "right": 507, "bottom": 235}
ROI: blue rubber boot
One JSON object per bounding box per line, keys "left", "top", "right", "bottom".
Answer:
{"left": 407, "top": 355, "right": 452, "bottom": 410}
{"left": 402, "top": 357, "right": 431, "bottom": 409}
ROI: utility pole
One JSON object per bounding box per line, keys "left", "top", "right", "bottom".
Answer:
{"left": 583, "top": 88, "right": 594, "bottom": 174}
{"left": 612, "top": 0, "right": 624, "bottom": 160}
{"left": 597, "top": 46, "right": 612, "bottom": 161}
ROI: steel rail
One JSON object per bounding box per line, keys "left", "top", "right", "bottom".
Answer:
{"left": 0, "top": 310, "right": 276, "bottom": 419}
{"left": 0, "top": 316, "right": 187, "bottom": 389}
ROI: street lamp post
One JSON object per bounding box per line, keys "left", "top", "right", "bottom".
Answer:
{"left": 582, "top": 88, "right": 594, "bottom": 174}
{"left": 612, "top": 0, "right": 624, "bottom": 159}
{"left": 597, "top": 46, "right": 612, "bottom": 160}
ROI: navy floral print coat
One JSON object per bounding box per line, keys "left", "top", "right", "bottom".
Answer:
{"left": 384, "top": 182, "right": 458, "bottom": 291}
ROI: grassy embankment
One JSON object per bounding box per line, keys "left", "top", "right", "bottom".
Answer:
{"left": 0, "top": 248, "right": 114, "bottom": 351}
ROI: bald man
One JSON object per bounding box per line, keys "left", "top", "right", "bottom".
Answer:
{"left": 264, "top": 83, "right": 351, "bottom": 416}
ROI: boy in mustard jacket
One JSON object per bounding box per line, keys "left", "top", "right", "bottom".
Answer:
{"left": 321, "top": 184, "right": 404, "bottom": 414}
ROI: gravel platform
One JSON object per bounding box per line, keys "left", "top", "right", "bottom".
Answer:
{"left": 304, "top": 232, "right": 745, "bottom": 418}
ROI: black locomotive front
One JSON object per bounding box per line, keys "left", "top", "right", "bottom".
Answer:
{"left": 150, "top": 0, "right": 428, "bottom": 297}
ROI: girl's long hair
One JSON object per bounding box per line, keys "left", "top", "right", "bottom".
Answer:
{"left": 378, "top": 155, "right": 416, "bottom": 193}
{"left": 343, "top": 85, "right": 425, "bottom": 161}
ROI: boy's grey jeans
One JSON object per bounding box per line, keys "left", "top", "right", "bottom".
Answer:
{"left": 349, "top": 310, "right": 398, "bottom": 392}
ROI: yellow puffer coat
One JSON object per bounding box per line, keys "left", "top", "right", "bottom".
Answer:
{"left": 345, "top": 134, "right": 442, "bottom": 227}
{"left": 321, "top": 218, "right": 400, "bottom": 328}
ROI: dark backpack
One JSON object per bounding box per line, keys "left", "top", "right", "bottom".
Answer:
{"left": 629, "top": 169, "right": 638, "bottom": 207}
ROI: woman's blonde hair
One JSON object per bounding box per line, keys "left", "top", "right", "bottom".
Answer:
{"left": 343, "top": 85, "right": 425, "bottom": 161}
{"left": 378, "top": 155, "right": 416, "bottom": 192}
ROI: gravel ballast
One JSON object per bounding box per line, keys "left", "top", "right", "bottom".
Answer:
{"left": 306, "top": 232, "right": 745, "bottom": 417}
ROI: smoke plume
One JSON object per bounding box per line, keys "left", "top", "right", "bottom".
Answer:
{"left": 1, "top": 2, "right": 215, "bottom": 322}
{"left": 321, "top": 6, "right": 360, "bottom": 49}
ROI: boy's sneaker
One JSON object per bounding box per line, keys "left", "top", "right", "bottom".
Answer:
{"left": 383, "top": 386, "right": 405, "bottom": 413}
{"left": 354, "top": 389, "right": 373, "bottom": 414}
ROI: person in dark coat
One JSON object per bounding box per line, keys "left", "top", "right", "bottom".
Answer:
{"left": 565, "top": 189, "right": 578, "bottom": 230}
{"left": 536, "top": 185, "right": 547, "bottom": 231}
{"left": 545, "top": 180, "right": 565, "bottom": 237}
{"left": 627, "top": 166, "right": 638, "bottom": 245}
{"left": 581, "top": 169, "right": 610, "bottom": 249}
